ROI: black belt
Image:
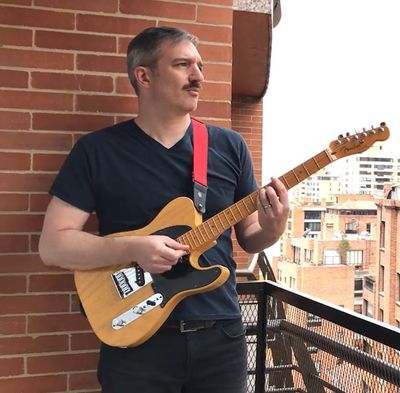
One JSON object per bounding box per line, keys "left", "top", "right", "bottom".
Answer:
{"left": 164, "top": 320, "right": 217, "bottom": 333}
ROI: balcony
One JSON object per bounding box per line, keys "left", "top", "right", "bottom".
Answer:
{"left": 237, "top": 252, "right": 400, "bottom": 392}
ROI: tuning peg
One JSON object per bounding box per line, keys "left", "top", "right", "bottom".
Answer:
{"left": 338, "top": 134, "right": 344, "bottom": 139}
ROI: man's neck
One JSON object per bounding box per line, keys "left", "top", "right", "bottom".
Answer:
{"left": 135, "top": 114, "right": 191, "bottom": 149}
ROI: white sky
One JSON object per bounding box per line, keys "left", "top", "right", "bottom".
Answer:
{"left": 263, "top": 0, "right": 400, "bottom": 182}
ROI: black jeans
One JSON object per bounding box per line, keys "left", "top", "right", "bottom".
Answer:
{"left": 97, "top": 318, "right": 247, "bottom": 393}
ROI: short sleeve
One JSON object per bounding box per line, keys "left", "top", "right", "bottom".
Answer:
{"left": 235, "top": 136, "right": 258, "bottom": 201}
{"left": 50, "top": 139, "right": 96, "bottom": 213}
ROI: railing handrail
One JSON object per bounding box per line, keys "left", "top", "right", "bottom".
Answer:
{"left": 238, "top": 280, "right": 400, "bottom": 352}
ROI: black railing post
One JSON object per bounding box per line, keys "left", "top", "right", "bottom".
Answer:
{"left": 254, "top": 282, "right": 268, "bottom": 393}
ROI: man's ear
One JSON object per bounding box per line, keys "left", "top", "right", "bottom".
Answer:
{"left": 134, "top": 66, "right": 151, "bottom": 89}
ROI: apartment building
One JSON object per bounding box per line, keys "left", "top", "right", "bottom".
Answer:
{"left": 343, "top": 142, "right": 399, "bottom": 197}
{"left": 368, "top": 184, "right": 400, "bottom": 327}
{"left": 275, "top": 194, "right": 377, "bottom": 313}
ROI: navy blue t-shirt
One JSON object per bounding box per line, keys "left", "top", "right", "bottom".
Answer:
{"left": 50, "top": 119, "right": 258, "bottom": 320}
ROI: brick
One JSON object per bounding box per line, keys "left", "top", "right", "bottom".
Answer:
{"left": 30, "top": 194, "right": 51, "bottom": 212}
{"left": 201, "top": 82, "right": 231, "bottom": 100}
{"left": 77, "top": 53, "right": 126, "bottom": 73}
{"left": 35, "top": 0, "right": 118, "bottom": 13}
{"left": 76, "top": 94, "right": 138, "bottom": 115}
{"left": 0, "top": 294, "right": 70, "bottom": 315}
{"left": 0, "top": 275, "right": 27, "bottom": 294}
{"left": 77, "top": 14, "right": 150, "bottom": 36}
{"left": 0, "top": 131, "right": 72, "bottom": 151}
{"left": 0, "top": 26, "right": 32, "bottom": 46}
{"left": 116, "top": 76, "right": 134, "bottom": 94}
{"left": 29, "top": 273, "right": 75, "bottom": 292}
{"left": 0, "top": 254, "right": 54, "bottom": 274}
{"left": 0, "top": 173, "right": 54, "bottom": 192}
{"left": 0, "top": 0, "right": 31, "bottom": 5}
{"left": 0, "top": 357, "right": 24, "bottom": 377}
{"left": 0, "top": 5, "right": 74, "bottom": 29}
{"left": 0, "top": 214, "right": 44, "bottom": 232}
{"left": 0, "top": 334, "right": 68, "bottom": 355}
{"left": 32, "top": 113, "right": 113, "bottom": 132}
{"left": 0, "top": 234, "right": 29, "bottom": 253}
{"left": 70, "top": 332, "right": 100, "bottom": 351}
{"left": 120, "top": 0, "right": 196, "bottom": 20}
{"left": 0, "top": 194, "right": 29, "bottom": 211}
{"left": 198, "top": 43, "right": 232, "bottom": 63}
{"left": 35, "top": 30, "right": 116, "bottom": 53}
{"left": 0, "top": 48, "right": 74, "bottom": 70}
{"left": 0, "top": 90, "right": 73, "bottom": 111}
{"left": 0, "top": 152, "right": 30, "bottom": 170}
{"left": 197, "top": 5, "right": 232, "bottom": 25}
{"left": 31, "top": 72, "right": 114, "bottom": 93}
{"left": 197, "top": 0, "right": 232, "bottom": 4}
{"left": 167, "top": 22, "right": 232, "bottom": 44}
{"left": 30, "top": 233, "right": 40, "bottom": 253}
{"left": 0, "top": 70, "right": 28, "bottom": 88}
{"left": 0, "top": 111, "right": 30, "bottom": 130}
{"left": 0, "top": 375, "right": 67, "bottom": 393}
{"left": 32, "top": 153, "right": 67, "bottom": 171}
{"left": 28, "top": 313, "right": 91, "bottom": 334}
{"left": 194, "top": 100, "right": 230, "bottom": 119}
{"left": 204, "top": 63, "right": 232, "bottom": 82}
{"left": 0, "top": 316, "right": 26, "bottom": 335}
{"left": 27, "top": 352, "right": 99, "bottom": 374}
{"left": 69, "top": 370, "right": 99, "bottom": 391}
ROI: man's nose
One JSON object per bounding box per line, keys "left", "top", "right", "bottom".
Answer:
{"left": 190, "top": 64, "right": 204, "bottom": 82}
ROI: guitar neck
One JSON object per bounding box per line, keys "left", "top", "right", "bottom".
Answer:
{"left": 178, "top": 149, "right": 335, "bottom": 251}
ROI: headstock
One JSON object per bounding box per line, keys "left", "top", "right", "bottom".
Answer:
{"left": 328, "top": 122, "right": 390, "bottom": 159}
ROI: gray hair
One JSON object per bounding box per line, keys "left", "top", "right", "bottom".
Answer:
{"left": 127, "top": 26, "right": 199, "bottom": 95}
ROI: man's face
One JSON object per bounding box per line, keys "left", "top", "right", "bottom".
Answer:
{"left": 148, "top": 39, "right": 204, "bottom": 115}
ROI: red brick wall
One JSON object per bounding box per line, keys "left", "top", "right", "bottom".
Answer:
{"left": 231, "top": 97, "right": 263, "bottom": 268}
{"left": 0, "top": 1, "right": 263, "bottom": 391}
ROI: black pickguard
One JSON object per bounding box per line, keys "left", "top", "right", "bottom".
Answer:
{"left": 137, "top": 225, "right": 222, "bottom": 307}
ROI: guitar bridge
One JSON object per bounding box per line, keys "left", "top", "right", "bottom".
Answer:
{"left": 111, "top": 266, "right": 153, "bottom": 299}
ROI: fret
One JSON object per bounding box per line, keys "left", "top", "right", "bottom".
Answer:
{"left": 187, "top": 230, "right": 199, "bottom": 248}
{"left": 205, "top": 219, "right": 217, "bottom": 237}
{"left": 302, "top": 163, "right": 311, "bottom": 176}
{"left": 228, "top": 206, "right": 238, "bottom": 222}
{"left": 281, "top": 175, "right": 290, "bottom": 189}
{"left": 291, "top": 169, "right": 300, "bottom": 183}
{"left": 312, "top": 156, "right": 321, "bottom": 169}
{"left": 195, "top": 226, "right": 207, "bottom": 243}
{"left": 241, "top": 198, "right": 252, "bottom": 214}
{"left": 209, "top": 217, "right": 220, "bottom": 234}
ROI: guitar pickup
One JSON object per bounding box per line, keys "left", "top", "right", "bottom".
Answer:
{"left": 111, "top": 266, "right": 153, "bottom": 299}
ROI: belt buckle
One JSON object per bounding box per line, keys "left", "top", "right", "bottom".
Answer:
{"left": 179, "top": 321, "right": 199, "bottom": 333}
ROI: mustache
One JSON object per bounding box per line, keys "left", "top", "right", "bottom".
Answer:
{"left": 183, "top": 81, "right": 201, "bottom": 90}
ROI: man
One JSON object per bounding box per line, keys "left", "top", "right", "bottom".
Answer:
{"left": 39, "top": 26, "right": 289, "bottom": 393}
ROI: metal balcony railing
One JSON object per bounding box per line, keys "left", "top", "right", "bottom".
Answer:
{"left": 237, "top": 252, "right": 400, "bottom": 393}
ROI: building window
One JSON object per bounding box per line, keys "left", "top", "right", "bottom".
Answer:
{"left": 363, "top": 300, "right": 373, "bottom": 318}
{"left": 324, "top": 249, "right": 340, "bottom": 265}
{"left": 304, "top": 222, "right": 321, "bottom": 232}
{"left": 345, "top": 221, "right": 358, "bottom": 234}
{"left": 397, "top": 273, "right": 400, "bottom": 302}
{"left": 347, "top": 250, "right": 363, "bottom": 266}
{"left": 379, "top": 309, "right": 384, "bottom": 322}
{"left": 380, "top": 221, "right": 385, "bottom": 248}
{"left": 289, "top": 276, "right": 296, "bottom": 289}
{"left": 379, "top": 265, "right": 385, "bottom": 293}
{"left": 304, "top": 211, "right": 321, "bottom": 219}
{"left": 277, "top": 269, "right": 282, "bottom": 282}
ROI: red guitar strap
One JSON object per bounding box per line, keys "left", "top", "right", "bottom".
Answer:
{"left": 191, "top": 117, "right": 208, "bottom": 214}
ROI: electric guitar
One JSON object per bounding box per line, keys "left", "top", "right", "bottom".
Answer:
{"left": 74, "top": 122, "right": 390, "bottom": 347}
